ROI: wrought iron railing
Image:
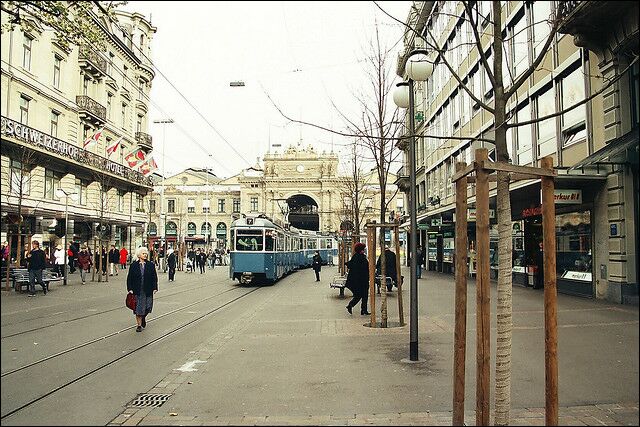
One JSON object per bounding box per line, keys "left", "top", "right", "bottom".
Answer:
{"left": 79, "top": 48, "right": 107, "bottom": 75}
{"left": 135, "top": 131, "right": 153, "bottom": 148}
{"left": 76, "top": 95, "right": 106, "bottom": 122}
{"left": 557, "top": 0, "right": 582, "bottom": 20}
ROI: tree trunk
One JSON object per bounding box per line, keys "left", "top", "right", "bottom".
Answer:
{"left": 494, "top": 169, "right": 513, "bottom": 425}
{"left": 380, "top": 227, "right": 388, "bottom": 327}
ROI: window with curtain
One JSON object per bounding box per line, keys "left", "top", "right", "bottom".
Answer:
{"left": 512, "top": 13, "right": 529, "bottom": 78}
{"left": 53, "top": 55, "right": 61, "bottom": 88}
{"left": 10, "top": 159, "right": 30, "bottom": 195}
{"left": 560, "top": 64, "right": 587, "bottom": 147}
{"left": 532, "top": 1, "right": 552, "bottom": 57}
{"left": 187, "top": 198, "right": 195, "bottom": 213}
{"left": 23, "top": 34, "right": 32, "bottom": 69}
{"left": 536, "top": 85, "right": 556, "bottom": 157}
{"left": 50, "top": 110, "right": 59, "bottom": 137}
{"left": 202, "top": 198, "right": 210, "bottom": 213}
{"left": 20, "top": 95, "right": 29, "bottom": 124}
{"left": 516, "top": 103, "right": 533, "bottom": 165}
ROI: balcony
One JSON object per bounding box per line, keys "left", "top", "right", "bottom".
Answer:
{"left": 76, "top": 95, "right": 106, "bottom": 126}
{"left": 557, "top": 1, "right": 637, "bottom": 58}
{"left": 135, "top": 131, "right": 153, "bottom": 151}
{"left": 394, "top": 166, "right": 410, "bottom": 193}
{"left": 79, "top": 48, "right": 107, "bottom": 78}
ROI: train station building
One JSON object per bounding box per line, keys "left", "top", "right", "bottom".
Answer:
{"left": 146, "top": 144, "right": 404, "bottom": 251}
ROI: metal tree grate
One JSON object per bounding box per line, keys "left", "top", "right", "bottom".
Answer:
{"left": 128, "top": 393, "right": 172, "bottom": 408}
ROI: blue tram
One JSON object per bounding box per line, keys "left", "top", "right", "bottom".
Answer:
{"left": 230, "top": 216, "right": 338, "bottom": 285}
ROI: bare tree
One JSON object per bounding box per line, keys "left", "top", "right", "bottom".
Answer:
{"left": 88, "top": 170, "right": 118, "bottom": 282}
{"left": 338, "top": 141, "right": 368, "bottom": 238}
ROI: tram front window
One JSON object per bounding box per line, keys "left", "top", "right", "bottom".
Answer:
{"left": 236, "top": 230, "right": 263, "bottom": 251}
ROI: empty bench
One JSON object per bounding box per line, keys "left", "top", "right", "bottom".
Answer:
{"left": 330, "top": 276, "right": 348, "bottom": 297}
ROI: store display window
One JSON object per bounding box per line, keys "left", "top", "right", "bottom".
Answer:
{"left": 556, "top": 211, "right": 592, "bottom": 281}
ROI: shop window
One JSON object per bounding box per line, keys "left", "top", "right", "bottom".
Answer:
{"left": 556, "top": 211, "right": 592, "bottom": 281}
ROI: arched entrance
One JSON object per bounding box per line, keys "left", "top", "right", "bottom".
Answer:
{"left": 287, "top": 194, "right": 319, "bottom": 231}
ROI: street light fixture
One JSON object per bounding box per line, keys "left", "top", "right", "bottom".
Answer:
{"left": 393, "top": 51, "right": 433, "bottom": 362}
{"left": 55, "top": 188, "right": 78, "bottom": 285}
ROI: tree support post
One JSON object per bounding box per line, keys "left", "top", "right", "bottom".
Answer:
{"left": 541, "top": 156, "right": 558, "bottom": 426}
{"left": 394, "top": 222, "right": 405, "bottom": 326}
{"left": 475, "top": 148, "right": 490, "bottom": 426}
{"left": 367, "top": 221, "right": 377, "bottom": 327}
{"left": 453, "top": 162, "right": 469, "bottom": 426}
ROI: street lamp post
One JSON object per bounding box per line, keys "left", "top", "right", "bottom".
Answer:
{"left": 154, "top": 118, "right": 173, "bottom": 267}
{"left": 393, "top": 51, "right": 433, "bottom": 362}
{"left": 56, "top": 188, "right": 78, "bottom": 285}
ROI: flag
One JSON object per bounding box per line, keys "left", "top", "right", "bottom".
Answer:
{"left": 124, "top": 148, "right": 146, "bottom": 168}
{"left": 106, "top": 136, "right": 123, "bottom": 158}
{"left": 83, "top": 127, "right": 104, "bottom": 149}
{"left": 138, "top": 155, "right": 158, "bottom": 176}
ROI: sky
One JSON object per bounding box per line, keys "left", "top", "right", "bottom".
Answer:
{"left": 121, "top": 1, "right": 413, "bottom": 179}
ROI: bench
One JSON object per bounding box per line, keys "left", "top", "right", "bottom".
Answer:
{"left": 6, "top": 268, "right": 63, "bottom": 293}
{"left": 330, "top": 276, "right": 348, "bottom": 297}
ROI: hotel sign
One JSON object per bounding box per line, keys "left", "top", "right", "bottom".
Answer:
{"left": 1, "top": 116, "right": 152, "bottom": 187}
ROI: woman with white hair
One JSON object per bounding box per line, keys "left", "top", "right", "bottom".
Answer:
{"left": 126, "top": 246, "right": 158, "bottom": 332}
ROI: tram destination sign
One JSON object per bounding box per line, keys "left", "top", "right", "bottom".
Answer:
{"left": 1, "top": 116, "right": 152, "bottom": 187}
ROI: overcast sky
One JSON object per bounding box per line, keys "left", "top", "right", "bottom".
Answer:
{"left": 121, "top": 1, "right": 412, "bottom": 179}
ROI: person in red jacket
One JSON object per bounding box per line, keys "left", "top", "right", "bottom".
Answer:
{"left": 119, "top": 247, "right": 128, "bottom": 270}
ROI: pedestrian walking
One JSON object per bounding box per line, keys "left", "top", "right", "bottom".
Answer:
{"left": 312, "top": 251, "right": 323, "bottom": 282}
{"left": 416, "top": 245, "right": 424, "bottom": 279}
{"left": 167, "top": 248, "right": 177, "bottom": 281}
{"left": 119, "top": 246, "right": 128, "bottom": 270}
{"left": 196, "top": 249, "right": 207, "bottom": 274}
{"left": 77, "top": 246, "right": 92, "bottom": 284}
{"left": 53, "top": 244, "right": 65, "bottom": 276}
{"left": 345, "top": 242, "right": 370, "bottom": 315}
{"left": 109, "top": 245, "right": 119, "bottom": 276}
{"left": 126, "top": 246, "right": 158, "bottom": 332}
{"left": 68, "top": 242, "right": 77, "bottom": 273}
{"left": 1, "top": 241, "right": 8, "bottom": 269}
{"left": 26, "top": 240, "right": 47, "bottom": 296}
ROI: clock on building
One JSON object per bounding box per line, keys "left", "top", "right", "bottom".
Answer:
{"left": 296, "top": 164, "right": 305, "bottom": 173}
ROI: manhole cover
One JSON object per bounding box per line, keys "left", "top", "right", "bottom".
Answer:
{"left": 128, "top": 393, "right": 172, "bottom": 408}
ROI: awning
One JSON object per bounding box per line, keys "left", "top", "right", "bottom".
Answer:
{"left": 569, "top": 128, "right": 639, "bottom": 170}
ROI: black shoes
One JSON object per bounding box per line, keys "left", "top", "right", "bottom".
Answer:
{"left": 136, "top": 326, "right": 142, "bottom": 332}
{"left": 346, "top": 305, "right": 352, "bottom": 314}
{"left": 141, "top": 317, "right": 146, "bottom": 328}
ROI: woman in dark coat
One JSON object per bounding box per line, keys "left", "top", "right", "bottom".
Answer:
{"left": 127, "top": 246, "right": 158, "bottom": 332}
{"left": 345, "top": 242, "right": 370, "bottom": 315}
{"left": 312, "top": 251, "right": 323, "bottom": 282}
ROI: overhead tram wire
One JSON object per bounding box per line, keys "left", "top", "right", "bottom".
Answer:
{"left": 92, "top": 1, "right": 253, "bottom": 168}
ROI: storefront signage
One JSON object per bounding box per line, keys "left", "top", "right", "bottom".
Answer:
{"left": 466, "top": 209, "right": 495, "bottom": 221}
{"left": 417, "top": 223, "right": 429, "bottom": 230}
{"left": 431, "top": 218, "right": 442, "bottom": 226}
{"left": 553, "top": 189, "right": 582, "bottom": 204}
{"left": 512, "top": 266, "right": 526, "bottom": 273}
{"left": 1, "top": 116, "right": 152, "bottom": 187}
{"left": 522, "top": 206, "right": 543, "bottom": 218}
{"left": 561, "top": 271, "right": 592, "bottom": 282}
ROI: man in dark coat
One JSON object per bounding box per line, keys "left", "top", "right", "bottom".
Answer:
{"left": 167, "top": 249, "right": 177, "bottom": 282}
{"left": 376, "top": 246, "right": 398, "bottom": 293}
{"left": 312, "top": 251, "right": 323, "bottom": 282}
{"left": 26, "top": 240, "right": 47, "bottom": 296}
{"left": 345, "top": 242, "right": 370, "bottom": 315}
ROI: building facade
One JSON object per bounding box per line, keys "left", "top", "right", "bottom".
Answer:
{"left": 397, "top": 1, "right": 638, "bottom": 303}
{"left": 1, "top": 6, "right": 157, "bottom": 260}
{"left": 147, "top": 144, "right": 402, "bottom": 250}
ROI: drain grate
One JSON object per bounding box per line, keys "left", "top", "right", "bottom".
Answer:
{"left": 128, "top": 393, "right": 172, "bottom": 408}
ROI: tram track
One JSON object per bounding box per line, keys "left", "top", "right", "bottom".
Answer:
{"left": 0, "top": 285, "right": 262, "bottom": 420}
{"left": 0, "top": 280, "right": 221, "bottom": 339}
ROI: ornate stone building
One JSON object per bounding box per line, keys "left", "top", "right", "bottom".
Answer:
{"left": 1, "top": 6, "right": 156, "bottom": 260}
{"left": 147, "top": 144, "right": 401, "bottom": 249}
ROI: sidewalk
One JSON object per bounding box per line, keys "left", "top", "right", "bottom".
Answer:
{"left": 103, "top": 267, "right": 638, "bottom": 426}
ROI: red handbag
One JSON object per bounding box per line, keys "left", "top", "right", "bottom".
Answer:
{"left": 125, "top": 293, "right": 137, "bottom": 311}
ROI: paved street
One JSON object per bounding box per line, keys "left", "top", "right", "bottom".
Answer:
{"left": 1, "top": 265, "right": 638, "bottom": 426}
